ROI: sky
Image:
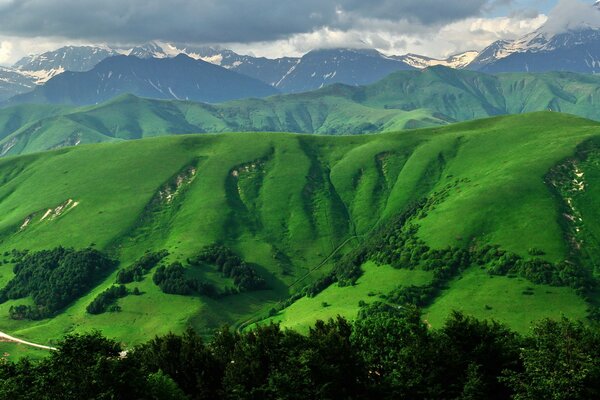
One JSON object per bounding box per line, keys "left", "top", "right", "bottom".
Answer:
{"left": 0, "top": 0, "right": 593, "bottom": 66}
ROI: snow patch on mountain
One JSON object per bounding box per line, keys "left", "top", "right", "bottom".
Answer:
{"left": 398, "top": 51, "right": 479, "bottom": 69}
{"left": 20, "top": 67, "right": 66, "bottom": 85}
{"left": 13, "top": 46, "right": 119, "bottom": 84}
{"left": 275, "top": 60, "right": 301, "bottom": 87}
{"left": 200, "top": 54, "right": 224, "bottom": 65}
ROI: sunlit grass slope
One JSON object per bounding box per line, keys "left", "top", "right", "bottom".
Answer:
{"left": 0, "top": 112, "right": 596, "bottom": 346}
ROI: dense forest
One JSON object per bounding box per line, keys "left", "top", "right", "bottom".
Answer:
{"left": 153, "top": 262, "right": 219, "bottom": 298}
{"left": 189, "top": 244, "right": 267, "bottom": 291}
{"left": 0, "top": 309, "right": 598, "bottom": 399}
{"left": 0, "top": 247, "right": 117, "bottom": 320}
{"left": 86, "top": 285, "right": 130, "bottom": 314}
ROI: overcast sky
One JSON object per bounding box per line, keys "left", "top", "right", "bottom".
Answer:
{"left": 0, "top": 0, "right": 589, "bottom": 65}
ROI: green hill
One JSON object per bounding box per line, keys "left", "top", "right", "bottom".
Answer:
{"left": 0, "top": 112, "right": 597, "bottom": 349}
{"left": 7, "top": 67, "right": 600, "bottom": 156}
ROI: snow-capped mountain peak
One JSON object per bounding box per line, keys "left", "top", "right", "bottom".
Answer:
{"left": 467, "top": 1, "right": 600, "bottom": 72}
{"left": 13, "top": 45, "right": 119, "bottom": 84}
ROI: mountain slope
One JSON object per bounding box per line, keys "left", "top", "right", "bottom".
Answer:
{"left": 7, "top": 67, "right": 600, "bottom": 156}
{"left": 5, "top": 54, "right": 279, "bottom": 106}
{"left": 273, "top": 48, "right": 414, "bottom": 93}
{"left": 13, "top": 46, "right": 120, "bottom": 84}
{"left": 0, "top": 113, "right": 596, "bottom": 345}
{"left": 105, "top": 43, "right": 416, "bottom": 91}
{"left": 0, "top": 67, "right": 36, "bottom": 102}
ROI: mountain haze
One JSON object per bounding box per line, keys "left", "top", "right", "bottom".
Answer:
{"left": 7, "top": 66, "right": 600, "bottom": 156}
{"left": 5, "top": 54, "right": 278, "bottom": 107}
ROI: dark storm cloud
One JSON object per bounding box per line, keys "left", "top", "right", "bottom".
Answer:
{"left": 0, "top": 0, "right": 496, "bottom": 43}
{"left": 340, "top": 0, "right": 494, "bottom": 25}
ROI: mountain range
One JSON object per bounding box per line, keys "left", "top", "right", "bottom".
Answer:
{"left": 2, "top": 0, "right": 600, "bottom": 105}
{"left": 469, "top": 8, "right": 600, "bottom": 73}
{"left": 5, "top": 54, "right": 278, "bottom": 107}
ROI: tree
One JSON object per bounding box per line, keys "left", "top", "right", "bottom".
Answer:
{"left": 435, "top": 311, "right": 521, "bottom": 399}
{"left": 132, "top": 328, "right": 222, "bottom": 399}
{"left": 36, "top": 331, "right": 146, "bottom": 400}
{"left": 503, "top": 318, "right": 600, "bottom": 400}
{"left": 352, "top": 306, "right": 437, "bottom": 399}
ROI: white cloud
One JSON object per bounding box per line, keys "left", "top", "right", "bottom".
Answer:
{"left": 0, "top": 41, "right": 12, "bottom": 64}
{"left": 225, "top": 13, "right": 547, "bottom": 59}
{"left": 540, "top": 0, "right": 600, "bottom": 35}
{"left": 0, "top": 35, "right": 95, "bottom": 66}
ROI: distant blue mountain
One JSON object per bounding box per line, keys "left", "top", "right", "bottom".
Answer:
{"left": 5, "top": 54, "right": 278, "bottom": 106}
{"left": 273, "top": 48, "right": 415, "bottom": 93}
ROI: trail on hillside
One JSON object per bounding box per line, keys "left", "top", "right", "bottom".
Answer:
{"left": 0, "top": 331, "right": 56, "bottom": 351}
{"left": 235, "top": 234, "right": 362, "bottom": 332}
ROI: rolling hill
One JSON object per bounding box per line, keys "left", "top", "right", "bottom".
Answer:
{"left": 0, "top": 112, "right": 596, "bottom": 349}
{"left": 6, "top": 67, "right": 600, "bottom": 156}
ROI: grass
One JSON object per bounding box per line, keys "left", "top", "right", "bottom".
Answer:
{"left": 0, "top": 112, "right": 595, "bottom": 347}
{"left": 262, "top": 261, "right": 432, "bottom": 333}
{"left": 0, "top": 341, "right": 51, "bottom": 361}
{"left": 425, "top": 267, "right": 589, "bottom": 334}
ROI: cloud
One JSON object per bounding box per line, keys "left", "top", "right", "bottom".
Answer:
{"left": 0, "top": 0, "right": 498, "bottom": 44}
{"left": 0, "top": 41, "right": 12, "bottom": 64}
{"left": 540, "top": 0, "right": 600, "bottom": 35}
{"left": 226, "top": 12, "right": 547, "bottom": 59}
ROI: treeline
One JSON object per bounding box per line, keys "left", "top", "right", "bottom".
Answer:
{"left": 1, "top": 310, "right": 598, "bottom": 399}
{"left": 153, "top": 262, "right": 218, "bottom": 298}
{"left": 292, "top": 188, "right": 597, "bottom": 315}
{"left": 116, "top": 250, "right": 169, "bottom": 284}
{"left": 0, "top": 247, "right": 116, "bottom": 320}
{"left": 86, "top": 285, "right": 131, "bottom": 314}
{"left": 189, "top": 244, "right": 266, "bottom": 291}
{"left": 267, "top": 201, "right": 433, "bottom": 316}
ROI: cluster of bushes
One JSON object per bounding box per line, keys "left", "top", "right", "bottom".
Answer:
{"left": 1, "top": 311, "right": 598, "bottom": 399}
{"left": 116, "top": 250, "right": 169, "bottom": 284}
{"left": 189, "top": 244, "right": 266, "bottom": 291}
{"left": 478, "top": 245, "right": 596, "bottom": 295}
{"left": 153, "top": 262, "right": 218, "bottom": 298}
{"left": 86, "top": 285, "right": 129, "bottom": 314}
{"left": 0, "top": 249, "right": 28, "bottom": 265}
{"left": 0, "top": 247, "right": 117, "bottom": 320}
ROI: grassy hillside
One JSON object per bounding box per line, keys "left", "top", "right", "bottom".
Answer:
{"left": 0, "top": 112, "right": 597, "bottom": 349}
{"left": 7, "top": 67, "right": 600, "bottom": 156}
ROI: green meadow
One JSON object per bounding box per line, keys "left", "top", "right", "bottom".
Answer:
{"left": 0, "top": 112, "right": 596, "bottom": 349}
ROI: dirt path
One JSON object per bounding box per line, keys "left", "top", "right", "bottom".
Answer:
{"left": 0, "top": 331, "right": 57, "bottom": 351}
